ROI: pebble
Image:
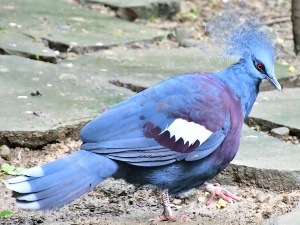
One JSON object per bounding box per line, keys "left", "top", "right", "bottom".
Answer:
{"left": 282, "top": 195, "right": 292, "bottom": 204}
{"left": 197, "top": 196, "right": 207, "bottom": 205}
{"left": 131, "top": 43, "right": 142, "bottom": 49}
{"left": 255, "top": 193, "right": 270, "bottom": 203}
{"left": 146, "top": 198, "right": 156, "bottom": 206}
{"left": 270, "top": 127, "right": 290, "bottom": 138}
{"left": 174, "top": 28, "right": 193, "bottom": 42}
{"left": 173, "top": 199, "right": 182, "bottom": 205}
{"left": 0, "top": 145, "right": 12, "bottom": 161}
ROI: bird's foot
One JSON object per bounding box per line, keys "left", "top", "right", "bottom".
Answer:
{"left": 203, "top": 183, "right": 242, "bottom": 206}
{"left": 150, "top": 214, "right": 190, "bottom": 223}
{"left": 150, "top": 189, "right": 190, "bottom": 223}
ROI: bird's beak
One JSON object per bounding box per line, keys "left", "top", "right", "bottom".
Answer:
{"left": 266, "top": 75, "right": 281, "bottom": 91}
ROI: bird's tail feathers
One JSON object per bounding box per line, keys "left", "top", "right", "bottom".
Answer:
{"left": 6, "top": 150, "right": 118, "bottom": 210}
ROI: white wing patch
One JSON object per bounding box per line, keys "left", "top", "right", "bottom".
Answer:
{"left": 161, "top": 118, "right": 212, "bottom": 146}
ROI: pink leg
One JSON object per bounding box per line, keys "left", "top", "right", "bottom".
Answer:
{"left": 150, "top": 189, "right": 190, "bottom": 223}
{"left": 202, "top": 183, "right": 242, "bottom": 206}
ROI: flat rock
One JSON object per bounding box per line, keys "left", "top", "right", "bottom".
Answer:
{"left": 0, "top": 145, "right": 11, "bottom": 161}
{"left": 249, "top": 88, "right": 300, "bottom": 132}
{"left": 67, "top": 47, "right": 229, "bottom": 88}
{"left": 68, "top": 47, "right": 295, "bottom": 88}
{"left": 0, "top": 47, "right": 226, "bottom": 134}
{"left": 0, "top": 29, "right": 57, "bottom": 63}
{"left": 277, "top": 73, "right": 300, "bottom": 89}
{"left": 0, "top": 55, "right": 133, "bottom": 132}
{"left": 270, "top": 127, "right": 290, "bottom": 138}
{"left": 90, "top": 0, "right": 180, "bottom": 20}
{"left": 0, "top": 46, "right": 296, "bottom": 149}
{"left": 216, "top": 125, "right": 300, "bottom": 191}
{"left": 0, "top": 0, "right": 167, "bottom": 53}
{"left": 238, "top": 126, "right": 300, "bottom": 172}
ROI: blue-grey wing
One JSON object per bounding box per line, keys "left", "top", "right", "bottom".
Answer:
{"left": 80, "top": 74, "right": 231, "bottom": 166}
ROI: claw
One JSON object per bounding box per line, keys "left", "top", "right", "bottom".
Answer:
{"left": 149, "top": 189, "right": 190, "bottom": 223}
{"left": 203, "top": 183, "right": 242, "bottom": 206}
{"left": 150, "top": 214, "right": 189, "bottom": 223}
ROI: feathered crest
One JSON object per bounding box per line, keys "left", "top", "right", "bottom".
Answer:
{"left": 206, "top": 11, "right": 277, "bottom": 60}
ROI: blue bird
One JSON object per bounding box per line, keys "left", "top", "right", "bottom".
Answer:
{"left": 6, "top": 13, "right": 281, "bottom": 222}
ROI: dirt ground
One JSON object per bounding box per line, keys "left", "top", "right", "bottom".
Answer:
{"left": 1, "top": 140, "right": 300, "bottom": 225}
{"left": 1, "top": 0, "right": 300, "bottom": 224}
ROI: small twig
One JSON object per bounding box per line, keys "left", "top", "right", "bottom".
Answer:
{"left": 264, "top": 17, "right": 291, "bottom": 26}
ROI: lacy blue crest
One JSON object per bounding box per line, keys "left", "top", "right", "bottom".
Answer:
{"left": 206, "top": 11, "right": 277, "bottom": 59}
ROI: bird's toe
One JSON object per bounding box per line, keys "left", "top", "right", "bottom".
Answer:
{"left": 149, "top": 214, "right": 190, "bottom": 223}
{"left": 203, "top": 183, "right": 242, "bottom": 206}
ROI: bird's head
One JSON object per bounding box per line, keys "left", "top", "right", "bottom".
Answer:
{"left": 242, "top": 37, "right": 281, "bottom": 91}
{"left": 206, "top": 11, "right": 281, "bottom": 91}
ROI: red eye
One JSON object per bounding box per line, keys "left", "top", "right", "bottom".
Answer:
{"left": 257, "top": 63, "right": 263, "bottom": 71}
{"left": 253, "top": 60, "right": 267, "bottom": 74}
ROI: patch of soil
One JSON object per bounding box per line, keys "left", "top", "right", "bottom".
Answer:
{"left": 1, "top": 140, "right": 300, "bottom": 225}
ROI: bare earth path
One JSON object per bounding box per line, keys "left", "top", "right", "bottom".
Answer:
{"left": 1, "top": 140, "right": 300, "bottom": 225}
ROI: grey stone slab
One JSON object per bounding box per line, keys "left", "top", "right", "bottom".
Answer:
{"left": 277, "top": 73, "right": 300, "bottom": 89}
{"left": 216, "top": 125, "right": 300, "bottom": 191}
{"left": 0, "top": 55, "right": 133, "bottom": 132}
{"left": 66, "top": 47, "right": 230, "bottom": 88}
{"left": 249, "top": 88, "right": 300, "bottom": 131}
{"left": 0, "top": 47, "right": 228, "bottom": 133}
{"left": 68, "top": 47, "right": 296, "bottom": 88}
{"left": 91, "top": 0, "right": 180, "bottom": 20}
{"left": 0, "top": 47, "right": 295, "bottom": 132}
{"left": 0, "top": 29, "right": 57, "bottom": 62}
{"left": 270, "top": 127, "right": 290, "bottom": 138}
{"left": 0, "top": 46, "right": 298, "bottom": 150}
{"left": 92, "top": 0, "right": 178, "bottom": 7}
{"left": 0, "top": 0, "right": 167, "bottom": 51}
{"left": 237, "top": 125, "right": 300, "bottom": 172}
